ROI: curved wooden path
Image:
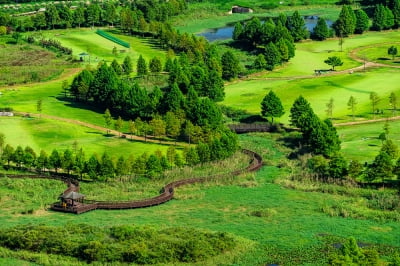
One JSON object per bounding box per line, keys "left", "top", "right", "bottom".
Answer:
{"left": 3, "top": 149, "right": 263, "bottom": 214}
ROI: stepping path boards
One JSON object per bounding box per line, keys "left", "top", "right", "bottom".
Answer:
{"left": 3, "top": 149, "right": 263, "bottom": 214}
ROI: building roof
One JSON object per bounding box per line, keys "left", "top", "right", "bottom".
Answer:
{"left": 61, "top": 191, "right": 85, "bottom": 200}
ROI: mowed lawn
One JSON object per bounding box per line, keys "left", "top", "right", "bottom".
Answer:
{"left": 0, "top": 116, "right": 171, "bottom": 157}
{"left": 338, "top": 119, "right": 400, "bottom": 162}
{"left": 224, "top": 67, "right": 400, "bottom": 123}
{"left": 40, "top": 28, "right": 167, "bottom": 69}
{"left": 224, "top": 31, "right": 400, "bottom": 117}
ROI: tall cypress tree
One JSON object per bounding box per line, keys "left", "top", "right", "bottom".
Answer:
{"left": 137, "top": 54, "right": 148, "bottom": 76}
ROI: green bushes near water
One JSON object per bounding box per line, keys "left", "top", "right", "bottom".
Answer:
{"left": 0, "top": 224, "right": 236, "bottom": 264}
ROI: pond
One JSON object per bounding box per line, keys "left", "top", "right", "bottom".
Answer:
{"left": 198, "top": 16, "right": 333, "bottom": 42}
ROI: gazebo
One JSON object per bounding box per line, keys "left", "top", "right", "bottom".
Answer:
{"left": 60, "top": 191, "right": 85, "bottom": 208}
{"left": 78, "top": 52, "right": 89, "bottom": 62}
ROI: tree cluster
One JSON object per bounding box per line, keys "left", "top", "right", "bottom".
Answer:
{"left": 69, "top": 53, "right": 226, "bottom": 133}
{"left": 290, "top": 96, "right": 341, "bottom": 158}
{"left": 0, "top": 224, "right": 236, "bottom": 264}
{"left": 0, "top": 0, "right": 187, "bottom": 32}
{"left": 232, "top": 14, "right": 296, "bottom": 70}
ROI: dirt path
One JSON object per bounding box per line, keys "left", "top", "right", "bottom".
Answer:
{"left": 15, "top": 112, "right": 186, "bottom": 146}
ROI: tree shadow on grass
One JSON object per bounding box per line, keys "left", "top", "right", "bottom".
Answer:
{"left": 56, "top": 96, "right": 105, "bottom": 115}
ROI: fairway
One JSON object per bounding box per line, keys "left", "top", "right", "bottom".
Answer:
{"left": 223, "top": 30, "right": 400, "bottom": 123}
{"left": 338, "top": 119, "right": 400, "bottom": 162}
{"left": 0, "top": 116, "right": 171, "bottom": 158}
{"left": 40, "top": 29, "right": 167, "bottom": 68}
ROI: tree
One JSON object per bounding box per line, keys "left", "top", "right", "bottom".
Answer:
{"left": 253, "top": 54, "right": 267, "bottom": 69}
{"left": 372, "top": 4, "right": 393, "bottom": 30}
{"left": 104, "top": 109, "right": 112, "bottom": 135}
{"left": 388, "top": 46, "right": 398, "bottom": 60}
{"left": 312, "top": 17, "right": 329, "bottom": 40}
{"left": 73, "top": 7, "right": 85, "bottom": 28}
{"left": 86, "top": 3, "right": 101, "bottom": 27}
{"left": 149, "top": 57, "right": 162, "bottom": 73}
{"left": 286, "top": 11, "right": 309, "bottom": 41}
{"left": 261, "top": 90, "right": 285, "bottom": 123}
{"left": 347, "top": 96, "right": 357, "bottom": 121}
{"left": 122, "top": 56, "right": 133, "bottom": 75}
{"left": 1, "top": 144, "right": 14, "bottom": 167}
{"left": 333, "top": 5, "right": 356, "bottom": 37}
{"left": 389, "top": 92, "right": 398, "bottom": 116}
{"left": 149, "top": 117, "right": 166, "bottom": 142}
{"left": 44, "top": 4, "right": 60, "bottom": 29}
{"left": 324, "top": 56, "right": 343, "bottom": 70}
{"left": 290, "top": 95, "right": 313, "bottom": 128}
{"left": 36, "top": 150, "right": 48, "bottom": 173}
{"left": 49, "top": 149, "right": 61, "bottom": 173}
{"left": 62, "top": 80, "right": 69, "bottom": 98}
{"left": 111, "top": 59, "right": 122, "bottom": 75}
{"left": 354, "top": 9, "right": 370, "bottom": 34}
{"left": 393, "top": 0, "right": 400, "bottom": 28}
{"left": 328, "top": 153, "right": 348, "bottom": 178}
{"left": 33, "top": 13, "right": 46, "bottom": 31}
{"left": 326, "top": 97, "right": 334, "bottom": 119}
{"left": 128, "top": 120, "right": 136, "bottom": 139}
{"left": 62, "top": 149, "right": 74, "bottom": 175}
{"left": 165, "top": 112, "right": 181, "bottom": 144}
{"left": 232, "top": 22, "right": 243, "bottom": 41}
{"left": 366, "top": 150, "right": 393, "bottom": 182}
{"left": 114, "top": 116, "right": 123, "bottom": 136}
{"left": 137, "top": 55, "right": 148, "bottom": 76}
{"left": 0, "top": 133, "right": 4, "bottom": 156}
{"left": 369, "top": 91, "right": 380, "bottom": 117}
{"left": 36, "top": 99, "right": 42, "bottom": 117}
{"left": 100, "top": 152, "right": 115, "bottom": 180}
{"left": 264, "top": 42, "right": 281, "bottom": 70}
{"left": 221, "top": 51, "right": 240, "bottom": 80}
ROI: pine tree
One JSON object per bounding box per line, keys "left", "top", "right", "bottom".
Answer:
{"left": 347, "top": 95, "right": 357, "bottom": 121}
{"left": 312, "top": 17, "right": 329, "bottom": 40}
{"left": 261, "top": 90, "right": 285, "bottom": 123}
{"left": 264, "top": 42, "right": 281, "bottom": 70}
{"left": 122, "top": 56, "right": 133, "bottom": 75}
{"left": 137, "top": 55, "right": 148, "bottom": 76}
{"left": 372, "top": 4, "right": 387, "bottom": 31}
{"left": 286, "top": 11, "right": 309, "bottom": 41}
{"left": 333, "top": 5, "right": 356, "bottom": 36}
{"left": 354, "top": 9, "right": 369, "bottom": 34}
{"left": 290, "top": 95, "right": 313, "bottom": 128}
{"left": 221, "top": 51, "right": 240, "bottom": 80}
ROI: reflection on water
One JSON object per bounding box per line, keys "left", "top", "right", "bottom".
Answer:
{"left": 198, "top": 16, "right": 333, "bottom": 42}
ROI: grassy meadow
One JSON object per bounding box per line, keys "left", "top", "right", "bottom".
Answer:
{"left": 0, "top": 134, "right": 399, "bottom": 265}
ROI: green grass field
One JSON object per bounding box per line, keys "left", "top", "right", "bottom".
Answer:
{"left": 39, "top": 29, "right": 167, "bottom": 70}
{"left": 0, "top": 116, "right": 170, "bottom": 158}
{"left": 223, "top": 31, "right": 400, "bottom": 123}
{"left": 0, "top": 134, "right": 399, "bottom": 265}
{"left": 338, "top": 119, "right": 400, "bottom": 162}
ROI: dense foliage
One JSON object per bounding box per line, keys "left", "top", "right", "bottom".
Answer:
{"left": 232, "top": 14, "right": 296, "bottom": 70}
{"left": 0, "top": 224, "right": 236, "bottom": 264}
